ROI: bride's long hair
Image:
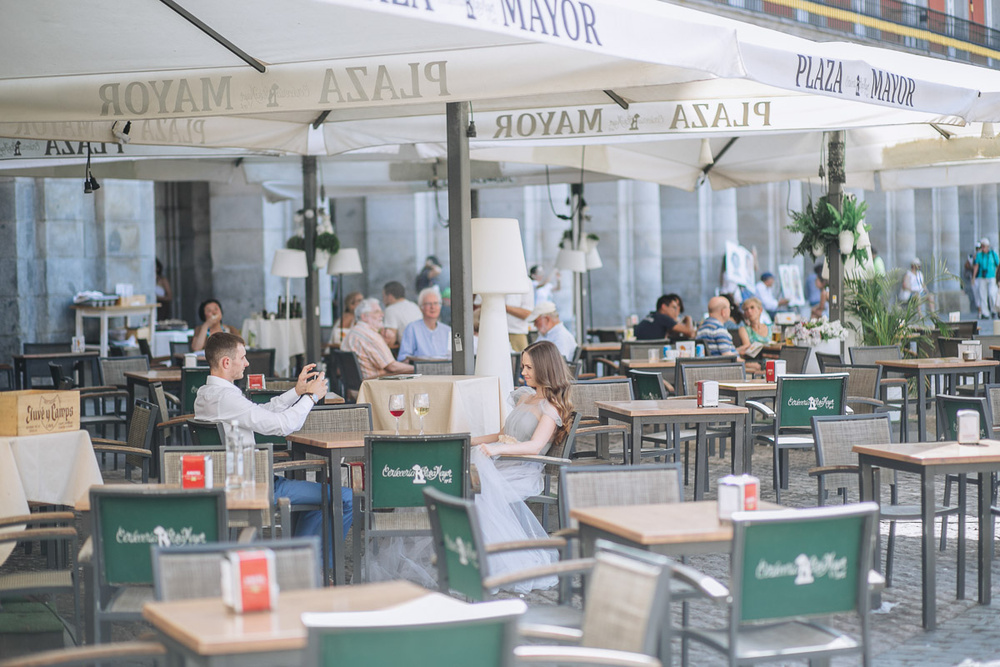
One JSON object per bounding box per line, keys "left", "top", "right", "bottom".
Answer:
{"left": 523, "top": 341, "right": 573, "bottom": 430}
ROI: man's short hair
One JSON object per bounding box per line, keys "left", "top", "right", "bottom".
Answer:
{"left": 383, "top": 281, "right": 406, "bottom": 300}
{"left": 204, "top": 331, "right": 245, "bottom": 369}
{"left": 417, "top": 286, "right": 442, "bottom": 306}
{"left": 656, "top": 294, "right": 683, "bottom": 313}
{"left": 354, "top": 297, "right": 382, "bottom": 320}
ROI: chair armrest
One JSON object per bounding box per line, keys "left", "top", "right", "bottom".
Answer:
{"left": 879, "top": 377, "right": 907, "bottom": 387}
{"left": 90, "top": 437, "right": 126, "bottom": 447}
{"left": 847, "top": 397, "right": 885, "bottom": 409}
{"left": 0, "top": 526, "right": 78, "bottom": 547}
{"left": 80, "top": 389, "right": 129, "bottom": 400}
{"left": 274, "top": 460, "right": 327, "bottom": 474}
{"left": 158, "top": 413, "right": 194, "bottom": 428}
{"left": 808, "top": 465, "right": 860, "bottom": 478}
{"left": 517, "top": 623, "right": 584, "bottom": 643}
{"left": 483, "top": 557, "right": 595, "bottom": 591}
{"left": 576, "top": 424, "right": 629, "bottom": 435}
{"left": 592, "top": 357, "right": 620, "bottom": 372}
{"left": 0, "top": 640, "right": 166, "bottom": 667}
{"left": 551, "top": 527, "right": 578, "bottom": 539}
{"left": 669, "top": 560, "right": 730, "bottom": 602}
{"left": 745, "top": 400, "right": 774, "bottom": 419}
{"left": 163, "top": 391, "right": 181, "bottom": 407}
{"left": 514, "top": 646, "right": 661, "bottom": 667}
{"left": 237, "top": 527, "right": 257, "bottom": 543}
{"left": 496, "top": 454, "right": 572, "bottom": 466}
{"left": 92, "top": 444, "right": 151, "bottom": 458}
{"left": 0, "top": 512, "right": 76, "bottom": 529}
{"left": 485, "top": 537, "right": 567, "bottom": 554}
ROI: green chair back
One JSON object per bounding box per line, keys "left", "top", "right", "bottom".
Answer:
{"left": 628, "top": 369, "right": 665, "bottom": 400}
{"left": 365, "top": 434, "right": 468, "bottom": 510}
{"left": 187, "top": 418, "right": 226, "bottom": 446}
{"left": 248, "top": 390, "right": 288, "bottom": 444}
{"left": 91, "top": 487, "right": 226, "bottom": 586}
{"left": 424, "top": 487, "right": 489, "bottom": 601}
{"left": 936, "top": 394, "right": 994, "bottom": 440}
{"left": 303, "top": 599, "right": 524, "bottom": 667}
{"left": 732, "top": 503, "right": 877, "bottom": 624}
{"left": 775, "top": 374, "right": 848, "bottom": 429}
{"left": 181, "top": 367, "right": 211, "bottom": 414}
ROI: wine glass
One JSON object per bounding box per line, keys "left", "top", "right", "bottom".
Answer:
{"left": 388, "top": 394, "right": 405, "bottom": 435}
{"left": 412, "top": 393, "right": 430, "bottom": 436}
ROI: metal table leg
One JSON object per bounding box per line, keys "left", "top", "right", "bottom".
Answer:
{"left": 920, "top": 470, "right": 937, "bottom": 630}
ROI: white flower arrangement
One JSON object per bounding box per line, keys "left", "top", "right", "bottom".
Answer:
{"left": 790, "top": 317, "right": 848, "bottom": 346}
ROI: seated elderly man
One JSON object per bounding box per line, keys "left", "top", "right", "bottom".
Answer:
{"left": 397, "top": 287, "right": 452, "bottom": 361}
{"left": 342, "top": 298, "right": 415, "bottom": 380}
{"left": 530, "top": 301, "right": 576, "bottom": 361}
{"left": 695, "top": 296, "right": 740, "bottom": 356}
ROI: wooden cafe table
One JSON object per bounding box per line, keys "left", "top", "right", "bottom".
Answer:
{"left": 854, "top": 439, "right": 1000, "bottom": 630}
{"left": 143, "top": 581, "right": 432, "bottom": 667}
{"left": 572, "top": 500, "right": 783, "bottom": 558}
{"left": 124, "top": 368, "right": 182, "bottom": 405}
{"left": 595, "top": 399, "right": 749, "bottom": 496}
{"left": 875, "top": 357, "right": 999, "bottom": 442}
{"left": 580, "top": 341, "right": 621, "bottom": 374}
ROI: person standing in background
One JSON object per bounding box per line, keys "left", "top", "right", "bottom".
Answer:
{"left": 155, "top": 259, "right": 173, "bottom": 321}
{"left": 530, "top": 265, "right": 560, "bottom": 304}
{"left": 964, "top": 242, "right": 981, "bottom": 316}
{"left": 381, "top": 281, "right": 422, "bottom": 347}
{"left": 974, "top": 239, "right": 998, "bottom": 319}
{"left": 506, "top": 282, "right": 535, "bottom": 353}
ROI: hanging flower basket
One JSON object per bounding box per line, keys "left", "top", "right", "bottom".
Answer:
{"left": 786, "top": 194, "right": 870, "bottom": 266}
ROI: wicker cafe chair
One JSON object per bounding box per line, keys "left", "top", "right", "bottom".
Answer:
{"left": 823, "top": 363, "right": 887, "bottom": 415}
{"left": 0, "top": 641, "right": 167, "bottom": 667}
{"left": 296, "top": 403, "right": 373, "bottom": 433}
{"left": 936, "top": 393, "right": 998, "bottom": 549}
{"left": 91, "top": 399, "right": 159, "bottom": 483}
{"left": 0, "top": 511, "right": 80, "bottom": 643}
{"left": 566, "top": 379, "right": 631, "bottom": 463}
{"left": 811, "top": 413, "right": 959, "bottom": 587}
{"left": 776, "top": 344, "right": 811, "bottom": 374}
{"left": 151, "top": 536, "right": 321, "bottom": 601}
{"left": 85, "top": 486, "right": 226, "bottom": 644}
{"left": 681, "top": 504, "right": 881, "bottom": 667}
{"left": 412, "top": 359, "right": 453, "bottom": 375}
{"left": 303, "top": 598, "right": 526, "bottom": 667}
{"left": 815, "top": 351, "right": 844, "bottom": 372}
{"left": 98, "top": 355, "right": 149, "bottom": 388}
{"left": 356, "top": 433, "right": 469, "bottom": 582}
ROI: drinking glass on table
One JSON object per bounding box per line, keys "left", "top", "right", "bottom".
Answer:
{"left": 388, "top": 394, "right": 405, "bottom": 435}
{"left": 413, "top": 393, "right": 430, "bottom": 436}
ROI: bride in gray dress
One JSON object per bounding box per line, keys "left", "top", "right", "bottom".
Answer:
{"left": 471, "top": 340, "right": 573, "bottom": 593}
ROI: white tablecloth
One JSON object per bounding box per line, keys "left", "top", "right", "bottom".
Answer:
{"left": 241, "top": 318, "right": 306, "bottom": 377}
{"left": 357, "top": 375, "right": 502, "bottom": 437}
{"left": 152, "top": 329, "right": 193, "bottom": 357}
{"left": 0, "top": 430, "right": 104, "bottom": 565}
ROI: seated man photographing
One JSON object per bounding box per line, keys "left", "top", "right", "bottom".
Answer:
{"left": 194, "top": 332, "right": 352, "bottom": 562}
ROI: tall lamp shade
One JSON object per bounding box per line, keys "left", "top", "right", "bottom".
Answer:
{"left": 471, "top": 218, "right": 531, "bottom": 412}
{"left": 554, "top": 248, "right": 587, "bottom": 273}
{"left": 327, "top": 248, "right": 364, "bottom": 340}
{"left": 271, "top": 249, "right": 308, "bottom": 320}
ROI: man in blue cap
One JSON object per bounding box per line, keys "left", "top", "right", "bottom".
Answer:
{"left": 754, "top": 272, "right": 788, "bottom": 321}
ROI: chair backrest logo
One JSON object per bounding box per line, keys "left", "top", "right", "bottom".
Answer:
{"left": 755, "top": 551, "right": 847, "bottom": 584}
{"left": 787, "top": 395, "right": 835, "bottom": 411}
{"left": 381, "top": 464, "right": 454, "bottom": 485}
{"left": 444, "top": 534, "right": 479, "bottom": 568}
{"left": 114, "top": 525, "right": 208, "bottom": 547}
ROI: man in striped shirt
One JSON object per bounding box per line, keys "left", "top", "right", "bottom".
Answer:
{"left": 342, "top": 298, "right": 415, "bottom": 380}
{"left": 695, "top": 296, "right": 739, "bottom": 357}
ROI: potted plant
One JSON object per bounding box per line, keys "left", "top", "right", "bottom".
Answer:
{"left": 287, "top": 207, "right": 339, "bottom": 267}
{"left": 786, "top": 194, "right": 871, "bottom": 265}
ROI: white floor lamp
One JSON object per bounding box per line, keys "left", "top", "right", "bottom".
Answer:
{"left": 270, "top": 249, "right": 308, "bottom": 320}
{"left": 472, "top": 218, "right": 531, "bottom": 413}
{"left": 327, "top": 248, "right": 364, "bottom": 341}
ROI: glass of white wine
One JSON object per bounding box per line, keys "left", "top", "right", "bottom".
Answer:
{"left": 413, "top": 393, "right": 430, "bottom": 436}
{"left": 388, "top": 394, "right": 405, "bottom": 435}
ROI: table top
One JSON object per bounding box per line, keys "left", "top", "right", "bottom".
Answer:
{"left": 72, "top": 303, "right": 157, "bottom": 313}
{"left": 876, "top": 357, "right": 1000, "bottom": 370}
{"left": 142, "top": 582, "right": 430, "bottom": 656}
{"left": 13, "top": 351, "right": 100, "bottom": 361}
{"left": 125, "top": 369, "right": 183, "bottom": 383}
{"left": 74, "top": 483, "right": 270, "bottom": 512}
{"left": 595, "top": 398, "right": 749, "bottom": 417}
{"left": 286, "top": 430, "right": 395, "bottom": 450}
{"left": 571, "top": 500, "right": 783, "bottom": 546}
{"left": 717, "top": 380, "right": 776, "bottom": 392}
{"left": 581, "top": 342, "right": 622, "bottom": 352}
{"left": 620, "top": 359, "right": 677, "bottom": 369}
{"left": 853, "top": 439, "right": 1000, "bottom": 466}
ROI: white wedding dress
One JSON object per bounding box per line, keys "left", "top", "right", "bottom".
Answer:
{"left": 367, "top": 387, "right": 560, "bottom": 593}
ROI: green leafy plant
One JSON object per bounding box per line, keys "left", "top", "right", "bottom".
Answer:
{"left": 560, "top": 230, "right": 599, "bottom": 249}
{"left": 842, "top": 260, "right": 955, "bottom": 351}
{"left": 786, "top": 194, "right": 871, "bottom": 265}
{"left": 286, "top": 231, "right": 340, "bottom": 255}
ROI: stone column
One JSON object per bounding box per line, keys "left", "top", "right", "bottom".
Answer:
{"left": 618, "top": 181, "right": 661, "bottom": 323}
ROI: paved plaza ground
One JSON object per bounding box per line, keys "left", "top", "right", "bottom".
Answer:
{"left": 5, "top": 409, "right": 1000, "bottom": 666}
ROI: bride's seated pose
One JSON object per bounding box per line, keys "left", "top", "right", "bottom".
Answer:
{"left": 469, "top": 340, "right": 573, "bottom": 593}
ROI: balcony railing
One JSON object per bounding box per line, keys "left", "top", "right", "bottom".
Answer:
{"left": 707, "top": 0, "right": 1000, "bottom": 68}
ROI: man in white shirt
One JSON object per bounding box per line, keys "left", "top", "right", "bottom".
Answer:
{"left": 397, "top": 287, "right": 452, "bottom": 361}
{"left": 505, "top": 284, "right": 535, "bottom": 353}
{"left": 754, "top": 272, "right": 787, "bottom": 320}
{"left": 381, "top": 281, "right": 423, "bottom": 346}
{"left": 194, "top": 332, "right": 352, "bottom": 565}
{"left": 530, "top": 301, "right": 577, "bottom": 361}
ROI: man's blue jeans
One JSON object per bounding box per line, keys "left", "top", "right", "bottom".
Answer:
{"left": 273, "top": 476, "right": 353, "bottom": 566}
